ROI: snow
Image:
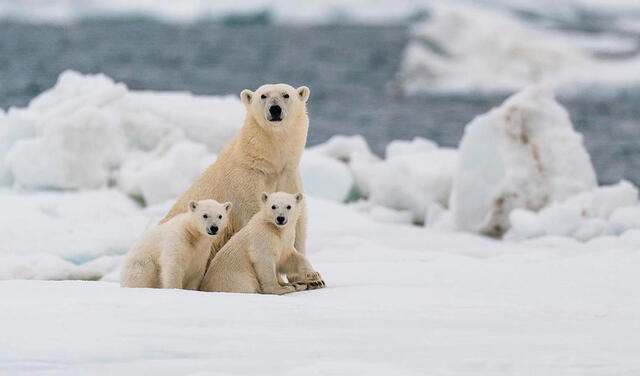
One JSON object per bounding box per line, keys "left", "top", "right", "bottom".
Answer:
{"left": 506, "top": 181, "right": 639, "bottom": 241}
{"left": 300, "top": 153, "right": 354, "bottom": 202}
{"left": 2, "top": 197, "right": 640, "bottom": 374}
{"left": 0, "top": 189, "right": 160, "bottom": 278}
{"left": 0, "top": 71, "right": 242, "bottom": 197}
{"left": 369, "top": 143, "right": 457, "bottom": 224}
{"left": 450, "top": 86, "right": 597, "bottom": 236}
{"left": 118, "top": 141, "right": 215, "bottom": 205}
{"left": 304, "top": 134, "right": 379, "bottom": 200}
{"left": 2, "top": 69, "right": 640, "bottom": 374}
{"left": 397, "top": 2, "right": 640, "bottom": 93}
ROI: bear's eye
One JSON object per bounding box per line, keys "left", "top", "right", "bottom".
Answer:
{"left": 218, "top": 215, "right": 222, "bottom": 219}
{"left": 261, "top": 94, "right": 266, "bottom": 99}
{"left": 286, "top": 205, "right": 291, "bottom": 210}
{"left": 271, "top": 205, "right": 276, "bottom": 210}
{"left": 203, "top": 214, "right": 208, "bottom": 219}
{"left": 283, "top": 93, "right": 289, "bottom": 99}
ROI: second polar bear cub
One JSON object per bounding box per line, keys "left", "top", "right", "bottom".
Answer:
{"left": 121, "top": 199, "right": 231, "bottom": 290}
{"left": 200, "top": 192, "right": 324, "bottom": 295}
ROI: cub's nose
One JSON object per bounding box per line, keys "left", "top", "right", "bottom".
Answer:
{"left": 276, "top": 216, "right": 286, "bottom": 224}
{"left": 208, "top": 225, "right": 218, "bottom": 235}
{"left": 269, "top": 105, "right": 282, "bottom": 117}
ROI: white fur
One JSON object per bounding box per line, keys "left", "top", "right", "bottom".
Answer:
{"left": 121, "top": 199, "right": 231, "bottom": 289}
{"left": 161, "top": 84, "right": 310, "bottom": 260}
{"left": 200, "top": 192, "right": 324, "bottom": 295}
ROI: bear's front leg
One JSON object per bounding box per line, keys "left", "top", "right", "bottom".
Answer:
{"left": 255, "top": 259, "right": 306, "bottom": 295}
{"left": 294, "top": 202, "right": 307, "bottom": 255}
{"left": 277, "top": 171, "right": 307, "bottom": 255}
{"left": 160, "top": 253, "right": 186, "bottom": 289}
{"left": 282, "top": 249, "right": 325, "bottom": 289}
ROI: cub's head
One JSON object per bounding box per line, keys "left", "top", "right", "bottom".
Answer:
{"left": 188, "top": 199, "right": 232, "bottom": 237}
{"left": 260, "top": 191, "right": 304, "bottom": 228}
{"left": 240, "top": 84, "right": 310, "bottom": 129}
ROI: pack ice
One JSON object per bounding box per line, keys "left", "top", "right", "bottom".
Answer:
{"left": 450, "top": 86, "right": 597, "bottom": 236}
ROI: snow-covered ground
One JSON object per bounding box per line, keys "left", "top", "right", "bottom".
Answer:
{"left": 2, "top": 71, "right": 640, "bottom": 374}
{"left": 3, "top": 197, "right": 640, "bottom": 375}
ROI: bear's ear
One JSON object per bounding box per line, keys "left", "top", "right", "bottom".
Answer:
{"left": 188, "top": 200, "right": 198, "bottom": 212}
{"left": 240, "top": 89, "right": 253, "bottom": 106}
{"left": 296, "top": 86, "right": 310, "bottom": 102}
{"left": 295, "top": 192, "right": 304, "bottom": 203}
{"left": 261, "top": 192, "right": 269, "bottom": 204}
{"left": 223, "top": 202, "right": 232, "bottom": 212}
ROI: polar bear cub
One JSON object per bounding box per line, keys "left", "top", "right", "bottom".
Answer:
{"left": 200, "top": 192, "right": 324, "bottom": 295}
{"left": 121, "top": 199, "right": 232, "bottom": 289}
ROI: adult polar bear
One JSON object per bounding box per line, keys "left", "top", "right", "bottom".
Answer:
{"left": 162, "top": 83, "right": 310, "bottom": 259}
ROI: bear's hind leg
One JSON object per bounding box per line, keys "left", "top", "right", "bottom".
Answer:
{"left": 121, "top": 258, "right": 160, "bottom": 288}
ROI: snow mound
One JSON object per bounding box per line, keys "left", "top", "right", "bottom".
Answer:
{"left": 397, "top": 2, "right": 640, "bottom": 93}
{"left": 304, "top": 135, "right": 380, "bottom": 200}
{"left": 450, "top": 86, "right": 596, "bottom": 236}
{"left": 300, "top": 153, "right": 354, "bottom": 202}
{"left": 506, "top": 180, "right": 639, "bottom": 241}
{"left": 369, "top": 138, "right": 457, "bottom": 224}
{"left": 0, "top": 188, "right": 160, "bottom": 280}
{"left": 118, "top": 140, "right": 215, "bottom": 205}
{"left": 306, "top": 136, "right": 458, "bottom": 223}
{"left": 0, "top": 71, "right": 243, "bottom": 201}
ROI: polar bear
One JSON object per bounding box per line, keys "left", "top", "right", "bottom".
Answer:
{"left": 200, "top": 192, "right": 324, "bottom": 295}
{"left": 121, "top": 199, "right": 232, "bottom": 289}
{"left": 161, "top": 84, "right": 310, "bottom": 262}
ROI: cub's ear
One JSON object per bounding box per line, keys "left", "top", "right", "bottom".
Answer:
{"left": 224, "top": 202, "right": 233, "bottom": 212}
{"left": 261, "top": 192, "right": 269, "bottom": 204}
{"left": 188, "top": 200, "right": 198, "bottom": 212}
{"left": 240, "top": 89, "right": 254, "bottom": 106}
{"left": 296, "top": 86, "right": 310, "bottom": 102}
{"left": 295, "top": 192, "right": 304, "bottom": 203}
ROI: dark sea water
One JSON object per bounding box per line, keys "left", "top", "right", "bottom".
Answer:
{"left": 0, "top": 20, "right": 639, "bottom": 185}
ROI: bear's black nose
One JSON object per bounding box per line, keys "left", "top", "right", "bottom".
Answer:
{"left": 269, "top": 105, "right": 282, "bottom": 118}
{"left": 276, "top": 216, "right": 285, "bottom": 224}
{"left": 208, "top": 225, "right": 218, "bottom": 235}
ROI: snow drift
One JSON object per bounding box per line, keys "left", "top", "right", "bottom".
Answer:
{"left": 506, "top": 180, "right": 640, "bottom": 241}
{"left": 305, "top": 135, "right": 458, "bottom": 224}
{"left": 0, "top": 71, "right": 243, "bottom": 200}
{"left": 450, "top": 85, "right": 597, "bottom": 236}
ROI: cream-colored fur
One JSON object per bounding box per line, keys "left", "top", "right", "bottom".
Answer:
{"left": 121, "top": 199, "right": 232, "bottom": 289}
{"left": 200, "top": 192, "right": 324, "bottom": 295}
{"left": 161, "top": 84, "right": 310, "bottom": 261}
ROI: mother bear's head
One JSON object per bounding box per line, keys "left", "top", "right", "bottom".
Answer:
{"left": 240, "top": 84, "right": 310, "bottom": 130}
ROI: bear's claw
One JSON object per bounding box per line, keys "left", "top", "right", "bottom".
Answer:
{"left": 307, "top": 280, "right": 326, "bottom": 289}
{"left": 302, "top": 271, "right": 326, "bottom": 289}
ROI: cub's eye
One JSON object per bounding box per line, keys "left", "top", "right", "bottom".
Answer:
{"left": 203, "top": 214, "right": 208, "bottom": 219}
{"left": 286, "top": 205, "right": 291, "bottom": 210}
{"left": 218, "top": 215, "right": 222, "bottom": 219}
{"left": 283, "top": 93, "right": 289, "bottom": 98}
{"left": 271, "top": 205, "right": 276, "bottom": 210}
{"left": 261, "top": 94, "right": 266, "bottom": 99}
